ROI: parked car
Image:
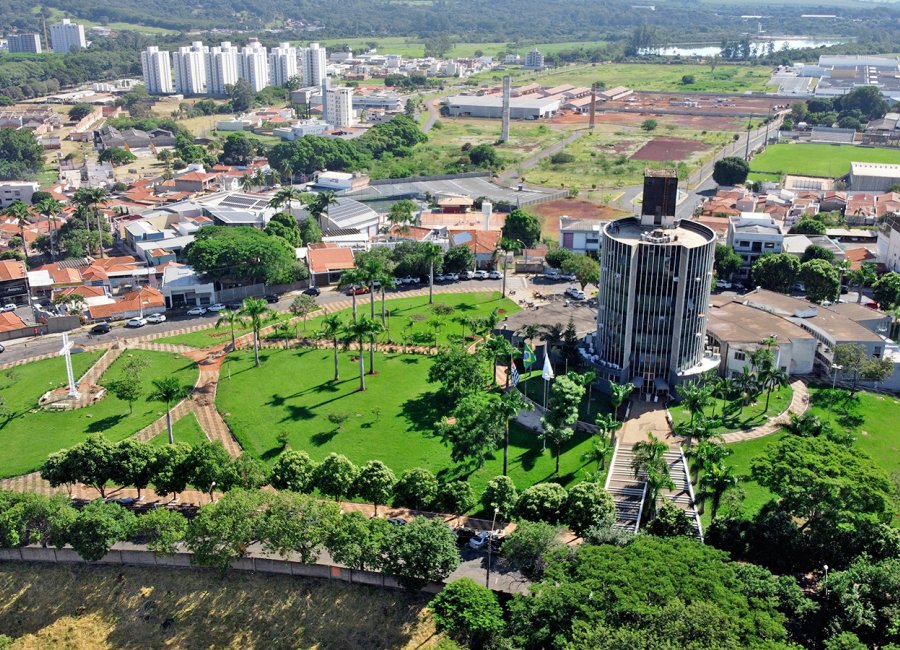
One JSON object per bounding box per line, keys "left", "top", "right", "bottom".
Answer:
{"left": 453, "top": 527, "right": 478, "bottom": 547}
{"left": 90, "top": 322, "right": 111, "bottom": 335}
{"left": 345, "top": 285, "right": 369, "bottom": 296}
{"left": 1, "top": 303, "right": 16, "bottom": 312}
{"left": 0, "top": 343, "right": 5, "bottom": 353}
{"left": 716, "top": 279, "right": 732, "bottom": 290}
{"left": 543, "top": 269, "right": 561, "bottom": 281}
{"left": 265, "top": 293, "right": 281, "bottom": 304}
{"left": 446, "top": 272, "right": 460, "bottom": 282}
{"left": 435, "top": 273, "right": 447, "bottom": 282}
{"left": 565, "top": 287, "right": 586, "bottom": 301}
{"left": 401, "top": 276, "right": 417, "bottom": 285}
{"left": 226, "top": 302, "right": 243, "bottom": 311}
{"left": 145, "top": 313, "right": 166, "bottom": 324}
{"left": 303, "top": 286, "right": 321, "bottom": 296}
{"left": 473, "top": 270, "right": 489, "bottom": 280}
{"left": 488, "top": 270, "right": 502, "bottom": 280}
{"left": 187, "top": 306, "right": 207, "bottom": 316}
{"left": 464, "top": 270, "right": 476, "bottom": 280}
{"left": 207, "top": 303, "right": 226, "bottom": 312}
{"left": 468, "top": 530, "right": 502, "bottom": 550}
{"left": 560, "top": 272, "right": 576, "bottom": 281}
{"left": 125, "top": 317, "right": 147, "bottom": 328}
{"left": 387, "top": 517, "right": 407, "bottom": 526}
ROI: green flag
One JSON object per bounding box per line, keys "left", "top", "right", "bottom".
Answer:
{"left": 522, "top": 343, "right": 536, "bottom": 369}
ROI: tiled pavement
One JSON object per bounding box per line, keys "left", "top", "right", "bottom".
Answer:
{"left": 718, "top": 379, "right": 808, "bottom": 444}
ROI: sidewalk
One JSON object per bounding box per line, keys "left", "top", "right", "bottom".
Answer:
{"left": 718, "top": 379, "right": 808, "bottom": 444}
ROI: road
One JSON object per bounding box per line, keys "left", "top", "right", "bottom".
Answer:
{"left": 422, "top": 97, "right": 441, "bottom": 133}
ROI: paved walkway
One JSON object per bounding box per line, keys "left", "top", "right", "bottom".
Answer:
{"left": 718, "top": 379, "right": 808, "bottom": 444}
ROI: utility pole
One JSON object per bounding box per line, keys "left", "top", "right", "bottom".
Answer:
{"left": 744, "top": 119, "right": 753, "bottom": 161}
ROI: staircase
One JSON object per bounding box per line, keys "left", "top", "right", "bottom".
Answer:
{"left": 661, "top": 448, "right": 703, "bottom": 541}
{"left": 604, "top": 442, "right": 647, "bottom": 532}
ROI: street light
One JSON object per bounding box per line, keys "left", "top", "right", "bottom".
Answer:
{"left": 831, "top": 364, "right": 843, "bottom": 389}
{"left": 823, "top": 564, "right": 829, "bottom": 599}
{"left": 485, "top": 507, "right": 499, "bottom": 588}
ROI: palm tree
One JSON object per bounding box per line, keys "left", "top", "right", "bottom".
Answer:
{"left": 344, "top": 316, "right": 380, "bottom": 391}
{"left": 421, "top": 242, "right": 443, "bottom": 304}
{"left": 306, "top": 190, "right": 338, "bottom": 230}
{"left": 35, "top": 197, "right": 63, "bottom": 260}
{"left": 4, "top": 201, "right": 31, "bottom": 255}
{"left": 252, "top": 168, "right": 267, "bottom": 189}
{"left": 762, "top": 366, "right": 789, "bottom": 412}
{"left": 240, "top": 174, "right": 254, "bottom": 193}
{"left": 608, "top": 380, "right": 635, "bottom": 421}
{"left": 644, "top": 465, "right": 676, "bottom": 522}
{"left": 581, "top": 437, "right": 612, "bottom": 472}
{"left": 267, "top": 187, "right": 305, "bottom": 212}
{"left": 378, "top": 273, "right": 396, "bottom": 326}
{"left": 483, "top": 335, "right": 517, "bottom": 386}
{"left": 148, "top": 376, "right": 189, "bottom": 445}
{"left": 677, "top": 415, "right": 709, "bottom": 452}
{"left": 676, "top": 381, "right": 711, "bottom": 427}
{"left": 733, "top": 366, "right": 757, "bottom": 413}
{"left": 709, "top": 376, "right": 730, "bottom": 420}
{"left": 631, "top": 432, "right": 668, "bottom": 479}
{"left": 239, "top": 297, "right": 275, "bottom": 367}
{"left": 216, "top": 309, "right": 244, "bottom": 351}
{"left": 699, "top": 461, "right": 738, "bottom": 519}
{"left": 73, "top": 187, "right": 109, "bottom": 258}
{"left": 594, "top": 412, "right": 622, "bottom": 445}
{"left": 541, "top": 322, "right": 564, "bottom": 357}
{"left": 337, "top": 267, "right": 367, "bottom": 322}
{"left": 497, "top": 389, "right": 532, "bottom": 476}
{"left": 362, "top": 316, "right": 384, "bottom": 374}
{"left": 498, "top": 238, "right": 519, "bottom": 298}
{"left": 320, "top": 314, "right": 343, "bottom": 381}
{"left": 689, "top": 439, "right": 729, "bottom": 485}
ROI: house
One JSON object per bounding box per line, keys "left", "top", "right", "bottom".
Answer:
{"left": 0, "top": 311, "right": 27, "bottom": 334}
{"left": 782, "top": 234, "right": 845, "bottom": 262}
{"left": 312, "top": 171, "right": 370, "bottom": 191}
{"left": 726, "top": 213, "right": 784, "bottom": 279}
{"left": 877, "top": 214, "right": 900, "bottom": 272}
{"left": 0, "top": 181, "right": 39, "bottom": 208}
{"left": 437, "top": 195, "right": 473, "bottom": 214}
{"left": 173, "top": 171, "right": 219, "bottom": 193}
{"left": 160, "top": 265, "right": 216, "bottom": 308}
{"left": 87, "top": 286, "right": 165, "bottom": 321}
{"left": 559, "top": 216, "right": 607, "bottom": 255}
{"left": 0, "top": 260, "right": 29, "bottom": 305}
{"left": 449, "top": 229, "right": 501, "bottom": 269}
{"left": 307, "top": 245, "right": 355, "bottom": 286}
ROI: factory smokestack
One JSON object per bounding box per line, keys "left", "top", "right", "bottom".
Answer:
{"left": 589, "top": 82, "right": 597, "bottom": 130}
{"left": 501, "top": 76, "right": 511, "bottom": 143}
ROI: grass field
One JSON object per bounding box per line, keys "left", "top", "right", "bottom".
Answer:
{"left": 748, "top": 143, "right": 900, "bottom": 181}
{"left": 0, "top": 563, "right": 443, "bottom": 650}
{"left": 156, "top": 311, "right": 295, "bottom": 349}
{"left": 470, "top": 62, "right": 772, "bottom": 93}
{"left": 217, "top": 348, "right": 598, "bottom": 504}
{"left": 29, "top": 5, "right": 177, "bottom": 34}
{"left": 698, "top": 387, "right": 900, "bottom": 525}
{"left": 0, "top": 351, "right": 197, "bottom": 479}
{"left": 148, "top": 412, "right": 208, "bottom": 448}
{"left": 669, "top": 384, "right": 793, "bottom": 437}
{"left": 314, "top": 36, "right": 606, "bottom": 59}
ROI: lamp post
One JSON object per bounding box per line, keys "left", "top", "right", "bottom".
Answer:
{"left": 831, "top": 364, "right": 843, "bottom": 390}
{"left": 823, "top": 564, "right": 829, "bottom": 599}
{"left": 485, "top": 507, "right": 499, "bottom": 588}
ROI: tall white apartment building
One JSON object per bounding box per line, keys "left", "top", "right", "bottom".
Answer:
{"left": 524, "top": 47, "right": 545, "bottom": 70}
{"left": 301, "top": 42, "right": 327, "bottom": 87}
{"left": 140, "top": 46, "right": 174, "bottom": 95}
{"left": 269, "top": 42, "right": 298, "bottom": 88}
{"left": 205, "top": 41, "right": 240, "bottom": 97}
{"left": 173, "top": 41, "right": 208, "bottom": 96}
{"left": 326, "top": 86, "right": 354, "bottom": 128}
{"left": 50, "top": 19, "right": 86, "bottom": 53}
{"left": 239, "top": 38, "right": 269, "bottom": 92}
{"left": 7, "top": 33, "right": 42, "bottom": 54}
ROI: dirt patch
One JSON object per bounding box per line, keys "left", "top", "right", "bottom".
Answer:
{"left": 630, "top": 137, "right": 709, "bottom": 162}
{"left": 532, "top": 198, "right": 630, "bottom": 233}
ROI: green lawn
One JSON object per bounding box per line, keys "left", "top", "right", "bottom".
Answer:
{"left": 669, "top": 384, "right": 793, "bottom": 437}
{"left": 148, "top": 412, "right": 208, "bottom": 449}
{"left": 216, "top": 347, "right": 599, "bottom": 508}
{"left": 156, "top": 311, "right": 295, "bottom": 348}
{"left": 0, "top": 351, "right": 198, "bottom": 478}
{"left": 748, "top": 143, "right": 900, "bottom": 181}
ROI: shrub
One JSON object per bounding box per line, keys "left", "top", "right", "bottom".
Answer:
{"left": 516, "top": 483, "right": 567, "bottom": 523}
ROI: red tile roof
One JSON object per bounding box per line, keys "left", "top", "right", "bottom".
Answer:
{"left": 844, "top": 248, "right": 877, "bottom": 270}
{"left": 0, "top": 260, "right": 26, "bottom": 282}
{"left": 0, "top": 311, "right": 26, "bottom": 333}
{"left": 449, "top": 229, "right": 502, "bottom": 255}
{"left": 88, "top": 287, "right": 163, "bottom": 320}
{"left": 307, "top": 247, "right": 355, "bottom": 274}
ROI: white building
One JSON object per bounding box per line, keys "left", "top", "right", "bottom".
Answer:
{"left": 240, "top": 39, "right": 269, "bottom": 92}
{"left": 273, "top": 119, "right": 329, "bottom": 140}
{"left": 878, "top": 215, "right": 900, "bottom": 273}
{"left": 301, "top": 42, "right": 327, "bottom": 87}
{"left": 205, "top": 42, "right": 240, "bottom": 97}
{"left": 326, "top": 86, "right": 354, "bottom": 128}
{"left": 726, "top": 212, "right": 784, "bottom": 279}
{"left": 559, "top": 216, "right": 608, "bottom": 255}
{"left": 7, "top": 33, "right": 41, "bottom": 54}
{"left": 173, "top": 41, "right": 208, "bottom": 96}
{"left": 140, "top": 46, "right": 174, "bottom": 95}
{"left": 523, "top": 48, "right": 545, "bottom": 70}
{"left": 0, "top": 181, "right": 39, "bottom": 208}
{"left": 50, "top": 19, "right": 86, "bottom": 53}
{"left": 269, "top": 42, "right": 298, "bottom": 88}
{"left": 850, "top": 162, "right": 900, "bottom": 192}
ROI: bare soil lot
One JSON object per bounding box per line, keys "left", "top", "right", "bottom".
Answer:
{"left": 631, "top": 137, "right": 709, "bottom": 162}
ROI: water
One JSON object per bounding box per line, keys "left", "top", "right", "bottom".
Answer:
{"left": 639, "top": 38, "right": 845, "bottom": 57}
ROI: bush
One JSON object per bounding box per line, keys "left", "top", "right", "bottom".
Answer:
{"left": 516, "top": 483, "right": 567, "bottom": 523}
{"left": 133, "top": 507, "right": 188, "bottom": 554}
{"left": 549, "top": 152, "right": 575, "bottom": 164}
{"left": 565, "top": 482, "right": 615, "bottom": 535}
{"left": 431, "top": 578, "right": 505, "bottom": 645}
{"left": 502, "top": 520, "right": 563, "bottom": 581}
{"left": 313, "top": 453, "right": 359, "bottom": 500}
{"left": 647, "top": 500, "right": 695, "bottom": 537}
{"left": 394, "top": 467, "right": 439, "bottom": 511}
{"left": 269, "top": 449, "right": 317, "bottom": 493}
{"left": 68, "top": 501, "right": 136, "bottom": 562}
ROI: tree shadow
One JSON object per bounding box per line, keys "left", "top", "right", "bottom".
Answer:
{"left": 837, "top": 412, "right": 865, "bottom": 429}
{"left": 260, "top": 446, "right": 285, "bottom": 462}
{"left": 86, "top": 414, "right": 127, "bottom": 433}
{"left": 311, "top": 428, "right": 339, "bottom": 446}
{"left": 400, "top": 390, "right": 443, "bottom": 436}
{"left": 280, "top": 404, "right": 316, "bottom": 422}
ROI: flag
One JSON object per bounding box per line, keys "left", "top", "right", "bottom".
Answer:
{"left": 522, "top": 343, "right": 536, "bottom": 369}
{"left": 541, "top": 353, "right": 555, "bottom": 381}
{"left": 510, "top": 363, "right": 520, "bottom": 386}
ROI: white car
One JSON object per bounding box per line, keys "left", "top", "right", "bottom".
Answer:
{"left": 446, "top": 272, "right": 460, "bottom": 281}
{"left": 0, "top": 304, "right": 16, "bottom": 312}
{"left": 435, "top": 273, "right": 447, "bottom": 282}
{"left": 401, "top": 276, "right": 417, "bottom": 285}
{"left": 464, "top": 270, "right": 476, "bottom": 280}
{"left": 207, "top": 303, "right": 226, "bottom": 312}
{"left": 565, "top": 287, "right": 586, "bottom": 301}
{"left": 145, "top": 313, "right": 166, "bottom": 324}
{"left": 125, "top": 317, "right": 147, "bottom": 328}
{"left": 717, "top": 279, "right": 732, "bottom": 290}
{"left": 473, "top": 270, "right": 489, "bottom": 280}
{"left": 187, "top": 306, "right": 207, "bottom": 316}
{"left": 488, "top": 270, "right": 502, "bottom": 280}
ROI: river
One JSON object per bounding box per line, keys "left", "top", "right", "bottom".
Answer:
{"left": 640, "top": 38, "right": 845, "bottom": 57}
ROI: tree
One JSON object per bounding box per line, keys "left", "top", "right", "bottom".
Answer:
{"left": 431, "top": 578, "right": 505, "bottom": 645}
{"left": 185, "top": 226, "right": 302, "bottom": 286}
{"left": 264, "top": 211, "right": 303, "bottom": 247}
{"left": 501, "top": 208, "right": 542, "bottom": 248}
{"left": 227, "top": 78, "right": 255, "bottom": 112}
{"left": 326, "top": 511, "right": 392, "bottom": 571}
{"left": 320, "top": 314, "right": 343, "bottom": 381}
{"left": 801, "top": 244, "right": 835, "bottom": 263}
{"left": 344, "top": 316, "right": 382, "bottom": 389}
{"left": 825, "top": 556, "right": 900, "bottom": 648}
{"left": 39, "top": 451, "right": 79, "bottom": 497}
{"left": 751, "top": 253, "right": 800, "bottom": 294}
{"left": 133, "top": 508, "right": 188, "bottom": 554}
{"left": 299, "top": 217, "right": 323, "bottom": 244}
{"left": 404, "top": 99, "right": 416, "bottom": 118}
{"left": 418, "top": 241, "right": 444, "bottom": 304}
{"left": 353, "top": 460, "right": 396, "bottom": 515}
{"left": 646, "top": 500, "right": 695, "bottom": 537}
{"left": 215, "top": 309, "right": 243, "bottom": 351}
{"left": 608, "top": 380, "right": 634, "bottom": 422}
{"left": 186, "top": 488, "right": 265, "bottom": 573}
{"left": 151, "top": 443, "right": 192, "bottom": 501}
{"left": 516, "top": 483, "right": 568, "bottom": 524}
{"left": 4, "top": 200, "right": 31, "bottom": 253}
{"left": 873, "top": 271, "right": 900, "bottom": 309}
{"left": 566, "top": 482, "right": 615, "bottom": 536}
{"left": 502, "top": 520, "right": 563, "bottom": 581}
{"left": 67, "top": 501, "right": 135, "bottom": 562}
{"left": 111, "top": 439, "right": 156, "bottom": 500}
{"left": 581, "top": 437, "right": 613, "bottom": 474}
{"left": 148, "top": 376, "right": 190, "bottom": 445}
{"left": 230, "top": 453, "right": 268, "bottom": 490}
{"left": 848, "top": 263, "right": 877, "bottom": 304}
{"left": 0, "top": 128, "right": 43, "bottom": 180}
{"left": 681, "top": 74, "right": 696, "bottom": 85}
{"left": 676, "top": 381, "right": 712, "bottom": 428}
{"left": 834, "top": 343, "right": 868, "bottom": 395}
{"left": 387, "top": 198, "right": 417, "bottom": 230}
{"left": 428, "top": 346, "right": 490, "bottom": 403}
{"left": 468, "top": 143, "right": 500, "bottom": 169}
{"left": 258, "top": 491, "right": 341, "bottom": 563}
{"left": 545, "top": 245, "right": 574, "bottom": 270}
{"left": 239, "top": 297, "right": 276, "bottom": 368}
{"left": 289, "top": 293, "right": 318, "bottom": 330}
{"left": 313, "top": 453, "right": 359, "bottom": 501}
{"left": 267, "top": 187, "right": 306, "bottom": 212}
{"left": 437, "top": 392, "right": 504, "bottom": 468}
{"left": 187, "top": 441, "right": 236, "bottom": 501}
{"left": 382, "top": 516, "right": 460, "bottom": 589}
{"left": 540, "top": 375, "right": 585, "bottom": 474}
{"left": 791, "top": 216, "right": 827, "bottom": 235}
{"left": 699, "top": 461, "right": 738, "bottom": 519}
{"left": 712, "top": 156, "right": 750, "bottom": 186}
{"left": 107, "top": 374, "right": 143, "bottom": 414}
{"left": 641, "top": 119, "right": 658, "bottom": 131}
{"left": 98, "top": 147, "right": 137, "bottom": 166}
{"left": 269, "top": 449, "right": 317, "bottom": 493}
{"left": 221, "top": 132, "right": 255, "bottom": 166}
{"left": 393, "top": 467, "right": 438, "bottom": 511}
{"left": 482, "top": 475, "right": 518, "bottom": 521}
{"left": 439, "top": 481, "right": 475, "bottom": 523}
{"left": 443, "top": 245, "right": 475, "bottom": 274}
{"left": 68, "top": 103, "right": 94, "bottom": 122}
{"left": 306, "top": 190, "right": 338, "bottom": 230}
{"left": 714, "top": 244, "right": 743, "bottom": 281}
{"left": 561, "top": 255, "right": 600, "bottom": 290}
{"left": 34, "top": 196, "right": 63, "bottom": 260}
{"left": 751, "top": 435, "right": 894, "bottom": 532}
{"left": 67, "top": 434, "right": 117, "bottom": 498}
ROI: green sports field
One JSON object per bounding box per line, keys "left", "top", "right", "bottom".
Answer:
{"left": 748, "top": 143, "right": 900, "bottom": 181}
